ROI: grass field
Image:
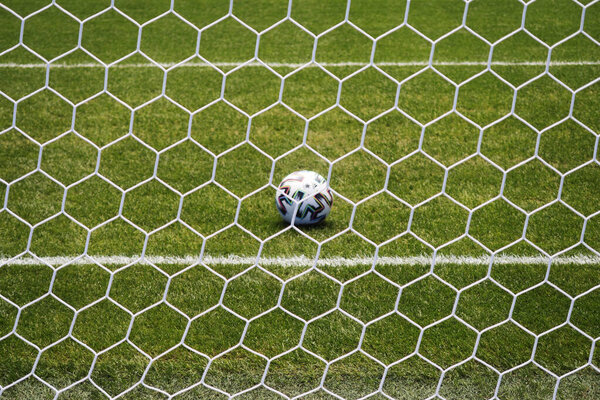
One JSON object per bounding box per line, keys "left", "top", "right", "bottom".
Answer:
{"left": 1, "top": 0, "right": 600, "bottom": 399}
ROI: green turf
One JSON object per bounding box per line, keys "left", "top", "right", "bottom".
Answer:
{"left": 1, "top": 0, "right": 600, "bottom": 398}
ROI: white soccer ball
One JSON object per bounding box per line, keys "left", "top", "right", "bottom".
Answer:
{"left": 275, "top": 170, "right": 333, "bottom": 225}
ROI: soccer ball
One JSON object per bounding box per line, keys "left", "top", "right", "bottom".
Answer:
{"left": 275, "top": 170, "right": 333, "bottom": 225}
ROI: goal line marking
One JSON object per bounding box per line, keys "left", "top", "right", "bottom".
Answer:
{"left": 1, "top": 255, "right": 599, "bottom": 266}
{"left": 1, "top": 61, "right": 599, "bottom": 68}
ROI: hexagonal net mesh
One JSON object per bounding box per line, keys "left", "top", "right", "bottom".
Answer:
{"left": 0, "top": 0, "right": 599, "bottom": 399}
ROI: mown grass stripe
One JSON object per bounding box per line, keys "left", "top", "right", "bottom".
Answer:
{"left": 1, "top": 254, "right": 599, "bottom": 266}
{"left": 1, "top": 61, "right": 599, "bottom": 68}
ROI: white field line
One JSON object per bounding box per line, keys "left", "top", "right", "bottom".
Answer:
{"left": 0, "top": 61, "right": 599, "bottom": 68}
{"left": 1, "top": 255, "right": 600, "bottom": 266}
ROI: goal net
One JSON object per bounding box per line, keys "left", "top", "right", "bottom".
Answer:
{"left": 0, "top": 0, "right": 599, "bottom": 399}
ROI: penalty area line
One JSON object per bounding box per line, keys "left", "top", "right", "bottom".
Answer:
{"left": 0, "top": 61, "right": 600, "bottom": 68}
{"left": 1, "top": 255, "right": 599, "bottom": 266}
